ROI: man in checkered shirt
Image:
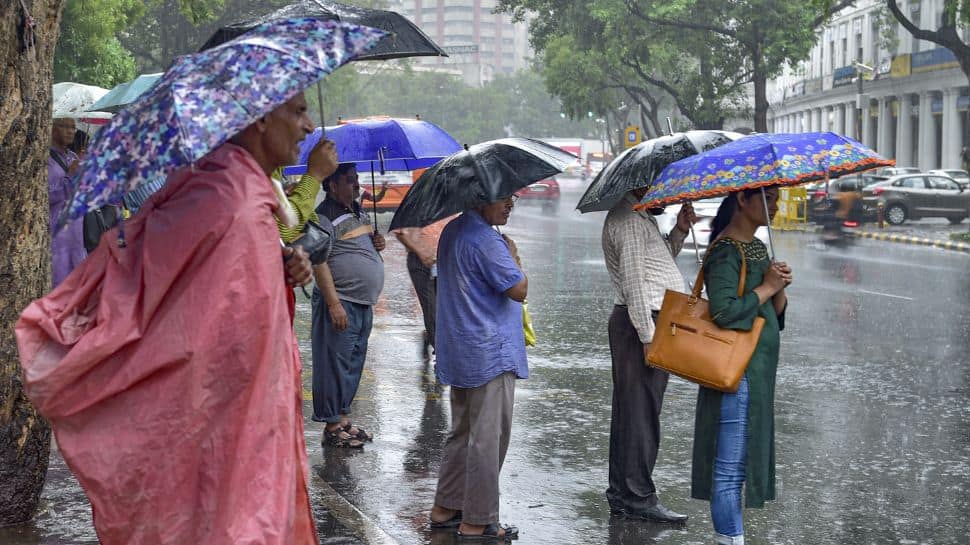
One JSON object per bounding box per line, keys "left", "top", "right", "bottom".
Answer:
{"left": 601, "top": 189, "right": 696, "bottom": 523}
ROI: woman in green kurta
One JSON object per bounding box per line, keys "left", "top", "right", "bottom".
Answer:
{"left": 692, "top": 187, "right": 791, "bottom": 545}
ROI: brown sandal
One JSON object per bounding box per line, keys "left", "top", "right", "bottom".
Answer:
{"left": 323, "top": 427, "right": 364, "bottom": 448}
{"left": 343, "top": 423, "right": 372, "bottom": 442}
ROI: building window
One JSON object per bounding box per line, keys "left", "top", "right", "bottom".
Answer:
{"left": 830, "top": 40, "right": 836, "bottom": 73}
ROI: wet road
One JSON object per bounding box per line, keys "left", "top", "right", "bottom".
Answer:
{"left": 4, "top": 179, "right": 969, "bottom": 544}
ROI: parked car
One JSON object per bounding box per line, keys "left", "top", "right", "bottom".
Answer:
{"left": 515, "top": 178, "right": 561, "bottom": 214}
{"left": 656, "top": 197, "right": 768, "bottom": 249}
{"left": 927, "top": 169, "right": 970, "bottom": 189}
{"left": 806, "top": 174, "right": 886, "bottom": 221}
{"left": 862, "top": 174, "right": 970, "bottom": 225}
{"left": 875, "top": 166, "right": 921, "bottom": 177}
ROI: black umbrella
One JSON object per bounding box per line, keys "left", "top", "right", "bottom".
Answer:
{"left": 199, "top": 0, "right": 448, "bottom": 60}
{"left": 389, "top": 138, "right": 576, "bottom": 230}
{"left": 576, "top": 130, "right": 742, "bottom": 213}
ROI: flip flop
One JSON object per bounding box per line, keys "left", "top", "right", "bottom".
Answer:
{"left": 429, "top": 511, "right": 462, "bottom": 529}
{"left": 457, "top": 523, "right": 518, "bottom": 541}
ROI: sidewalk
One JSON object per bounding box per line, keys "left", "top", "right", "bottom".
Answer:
{"left": 775, "top": 218, "right": 970, "bottom": 253}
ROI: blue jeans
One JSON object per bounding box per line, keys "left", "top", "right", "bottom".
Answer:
{"left": 711, "top": 376, "right": 749, "bottom": 538}
{"left": 311, "top": 290, "right": 373, "bottom": 424}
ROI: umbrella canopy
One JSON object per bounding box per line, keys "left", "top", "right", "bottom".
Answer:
{"left": 576, "top": 130, "right": 742, "bottom": 213}
{"left": 62, "top": 18, "right": 387, "bottom": 226}
{"left": 200, "top": 0, "right": 447, "bottom": 60}
{"left": 638, "top": 132, "right": 894, "bottom": 209}
{"left": 389, "top": 138, "right": 576, "bottom": 230}
{"left": 53, "top": 82, "right": 109, "bottom": 118}
{"left": 86, "top": 73, "right": 163, "bottom": 113}
{"left": 282, "top": 118, "right": 461, "bottom": 175}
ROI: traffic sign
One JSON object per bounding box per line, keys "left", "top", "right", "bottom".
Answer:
{"left": 624, "top": 126, "right": 641, "bottom": 148}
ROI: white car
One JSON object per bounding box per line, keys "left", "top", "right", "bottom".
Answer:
{"left": 927, "top": 169, "right": 969, "bottom": 189}
{"left": 656, "top": 197, "right": 769, "bottom": 250}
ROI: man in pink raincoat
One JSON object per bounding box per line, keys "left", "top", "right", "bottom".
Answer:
{"left": 16, "top": 93, "right": 325, "bottom": 545}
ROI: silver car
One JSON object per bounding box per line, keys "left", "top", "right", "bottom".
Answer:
{"left": 862, "top": 174, "right": 970, "bottom": 225}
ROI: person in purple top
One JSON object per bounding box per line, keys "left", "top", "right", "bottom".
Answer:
{"left": 428, "top": 194, "right": 527, "bottom": 541}
{"left": 48, "top": 117, "right": 87, "bottom": 287}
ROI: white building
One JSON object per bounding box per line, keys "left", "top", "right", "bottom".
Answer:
{"left": 768, "top": 0, "right": 970, "bottom": 170}
{"left": 395, "top": 0, "right": 533, "bottom": 86}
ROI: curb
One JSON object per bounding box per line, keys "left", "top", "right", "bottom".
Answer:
{"left": 851, "top": 230, "right": 970, "bottom": 253}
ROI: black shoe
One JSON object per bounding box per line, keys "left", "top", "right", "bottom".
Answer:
{"left": 617, "top": 503, "right": 688, "bottom": 523}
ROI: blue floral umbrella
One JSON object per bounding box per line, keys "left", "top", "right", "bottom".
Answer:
{"left": 639, "top": 132, "right": 892, "bottom": 208}
{"left": 639, "top": 131, "right": 893, "bottom": 257}
{"left": 60, "top": 18, "right": 387, "bottom": 227}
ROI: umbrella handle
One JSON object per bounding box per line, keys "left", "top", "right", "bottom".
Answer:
{"left": 761, "top": 187, "right": 775, "bottom": 260}
{"left": 690, "top": 225, "right": 701, "bottom": 264}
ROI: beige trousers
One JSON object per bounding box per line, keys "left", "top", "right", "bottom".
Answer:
{"left": 433, "top": 372, "right": 515, "bottom": 525}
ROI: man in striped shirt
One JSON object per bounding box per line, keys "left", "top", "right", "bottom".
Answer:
{"left": 311, "top": 164, "right": 386, "bottom": 448}
{"left": 601, "top": 190, "right": 696, "bottom": 523}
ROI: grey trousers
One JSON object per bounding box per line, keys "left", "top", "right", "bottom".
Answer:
{"left": 606, "top": 305, "right": 669, "bottom": 513}
{"left": 434, "top": 372, "right": 515, "bottom": 525}
{"left": 406, "top": 251, "right": 437, "bottom": 348}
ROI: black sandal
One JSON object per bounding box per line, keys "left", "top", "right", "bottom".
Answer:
{"left": 343, "top": 423, "right": 372, "bottom": 442}
{"left": 429, "top": 510, "right": 462, "bottom": 529}
{"left": 323, "top": 427, "right": 364, "bottom": 448}
{"left": 457, "top": 523, "right": 518, "bottom": 541}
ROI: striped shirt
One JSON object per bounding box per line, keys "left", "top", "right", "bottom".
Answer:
{"left": 602, "top": 193, "right": 687, "bottom": 343}
{"left": 275, "top": 173, "right": 321, "bottom": 243}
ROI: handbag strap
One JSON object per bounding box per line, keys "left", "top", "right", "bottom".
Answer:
{"left": 691, "top": 238, "right": 748, "bottom": 299}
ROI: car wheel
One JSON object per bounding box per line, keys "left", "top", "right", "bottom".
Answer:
{"left": 947, "top": 216, "right": 967, "bottom": 225}
{"left": 885, "top": 204, "right": 907, "bottom": 225}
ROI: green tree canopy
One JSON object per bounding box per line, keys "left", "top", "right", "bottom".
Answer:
{"left": 54, "top": 0, "right": 142, "bottom": 86}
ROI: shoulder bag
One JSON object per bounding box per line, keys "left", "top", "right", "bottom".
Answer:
{"left": 286, "top": 220, "right": 333, "bottom": 266}
{"left": 646, "top": 239, "right": 765, "bottom": 393}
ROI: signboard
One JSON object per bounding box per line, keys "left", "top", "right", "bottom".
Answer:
{"left": 911, "top": 47, "right": 959, "bottom": 74}
{"left": 832, "top": 66, "right": 856, "bottom": 88}
{"left": 624, "top": 126, "right": 641, "bottom": 149}
{"left": 442, "top": 44, "right": 479, "bottom": 55}
{"left": 890, "top": 54, "right": 911, "bottom": 78}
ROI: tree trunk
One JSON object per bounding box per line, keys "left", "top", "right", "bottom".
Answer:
{"left": 753, "top": 63, "right": 769, "bottom": 133}
{"left": 0, "top": 0, "right": 65, "bottom": 526}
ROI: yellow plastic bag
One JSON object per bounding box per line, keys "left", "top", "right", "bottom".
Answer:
{"left": 522, "top": 301, "right": 537, "bottom": 347}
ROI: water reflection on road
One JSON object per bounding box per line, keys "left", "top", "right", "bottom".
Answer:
{"left": 4, "top": 181, "right": 968, "bottom": 545}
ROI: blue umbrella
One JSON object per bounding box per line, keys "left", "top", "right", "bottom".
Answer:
{"left": 281, "top": 118, "right": 462, "bottom": 228}
{"left": 281, "top": 118, "right": 461, "bottom": 175}
{"left": 86, "top": 73, "right": 163, "bottom": 113}
{"left": 62, "top": 18, "right": 387, "bottom": 227}
{"left": 640, "top": 131, "right": 893, "bottom": 257}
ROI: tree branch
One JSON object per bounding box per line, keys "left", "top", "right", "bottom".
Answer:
{"left": 885, "top": 0, "right": 939, "bottom": 43}
{"left": 623, "top": 0, "right": 737, "bottom": 39}
{"left": 811, "top": 0, "right": 858, "bottom": 29}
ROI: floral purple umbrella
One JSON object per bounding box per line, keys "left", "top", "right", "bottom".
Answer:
{"left": 59, "top": 18, "right": 387, "bottom": 228}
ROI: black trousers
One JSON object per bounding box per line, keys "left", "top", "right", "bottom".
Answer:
{"left": 606, "top": 305, "right": 669, "bottom": 512}
{"left": 406, "top": 251, "right": 437, "bottom": 349}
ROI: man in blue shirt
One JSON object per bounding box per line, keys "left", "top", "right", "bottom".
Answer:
{"left": 428, "top": 195, "right": 527, "bottom": 541}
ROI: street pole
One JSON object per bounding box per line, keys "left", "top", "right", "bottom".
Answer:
{"left": 855, "top": 66, "right": 864, "bottom": 141}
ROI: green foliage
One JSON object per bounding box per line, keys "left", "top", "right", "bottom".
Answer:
{"left": 950, "top": 231, "right": 970, "bottom": 242}
{"left": 500, "top": 0, "right": 844, "bottom": 132}
{"left": 313, "top": 65, "right": 602, "bottom": 145}
{"left": 54, "top": 0, "right": 143, "bottom": 87}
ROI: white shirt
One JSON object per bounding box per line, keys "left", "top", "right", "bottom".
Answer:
{"left": 602, "top": 193, "right": 687, "bottom": 343}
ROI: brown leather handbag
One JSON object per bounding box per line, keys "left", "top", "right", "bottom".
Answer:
{"left": 646, "top": 239, "right": 765, "bottom": 393}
